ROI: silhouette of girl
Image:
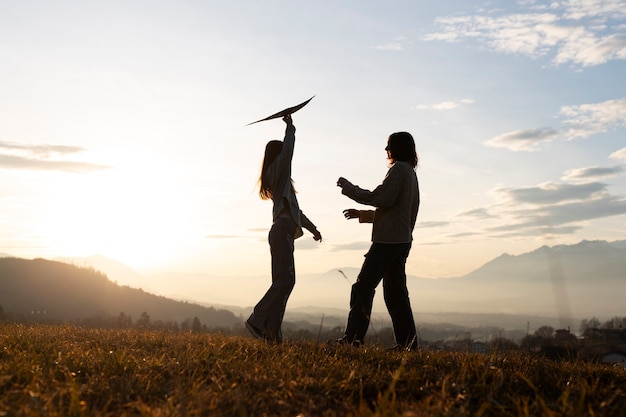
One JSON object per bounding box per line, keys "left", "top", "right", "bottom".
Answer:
{"left": 246, "top": 114, "right": 322, "bottom": 343}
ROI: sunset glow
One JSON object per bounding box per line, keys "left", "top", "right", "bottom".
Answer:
{"left": 1, "top": 1, "right": 625, "bottom": 307}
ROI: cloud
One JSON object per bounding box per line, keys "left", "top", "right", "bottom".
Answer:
{"left": 416, "top": 221, "right": 450, "bottom": 228}
{"left": 0, "top": 140, "right": 109, "bottom": 173}
{"left": 610, "top": 147, "right": 626, "bottom": 161}
{"left": 456, "top": 207, "right": 495, "bottom": 219}
{"left": 467, "top": 178, "right": 626, "bottom": 239}
{"left": 447, "top": 231, "right": 481, "bottom": 238}
{"left": 484, "top": 128, "right": 559, "bottom": 151}
{"left": 495, "top": 181, "right": 608, "bottom": 205}
{"left": 561, "top": 165, "right": 625, "bottom": 181}
{"left": 488, "top": 224, "right": 582, "bottom": 237}
{"left": 295, "top": 239, "right": 325, "bottom": 250}
{"left": 371, "top": 36, "right": 408, "bottom": 51}
{"left": 562, "top": 0, "right": 626, "bottom": 20}
{"left": 416, "top": 99, "right": 475, "bottom": 110}
{"left": 485, "top": 98, "right": 626, "bottom": 151}
{"left": 331, "top": 241, "right": 371, "bottom": 251}
{"left": 490, "top": 194, "right": 626, "bottom": 231}
{"left": 423, "top": 1, "right": 626, "bottom": 67}
{"left": 0, "top": 141, "right": 85, "bottom": 157}
{"left": 560, "top": 98, "right": 626, "bottom": 139}
{"left": 206, "top": 234, "right": 243, "bottom": 239}
{"left": 0, "top": 154, "right": 109, "bottom": 173}
{"left": 452, "top": 163, "right": 626, "bottom": 240}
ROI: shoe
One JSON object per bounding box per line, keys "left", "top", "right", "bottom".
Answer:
{"left": 386, "top": 341, "right": 418, "bottom": 352}
{"left": 329, "top": 335, "right": 362, "bottom": 347}
{"left": 245, "top": 320, "right": 269, "bottom": 342}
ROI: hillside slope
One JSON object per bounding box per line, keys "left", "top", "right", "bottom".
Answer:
{"left": 0, "top": 257, "right": 241, "bottom": 328}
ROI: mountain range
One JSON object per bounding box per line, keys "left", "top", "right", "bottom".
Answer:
{"left": 53, "top": 239, "right": 626, "bottom": 321}
{"left": 1, "top": 240, "right": 624, "bottom": 329}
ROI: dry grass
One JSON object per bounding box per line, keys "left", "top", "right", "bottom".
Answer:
{"left": 0, "top": 324, "right": 624, "bottom": 416}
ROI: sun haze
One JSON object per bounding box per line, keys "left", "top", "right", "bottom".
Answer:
{"left": 1, "top": 1, "right": 625, "bottom": 307}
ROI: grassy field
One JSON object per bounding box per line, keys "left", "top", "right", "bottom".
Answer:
{"left": 0, "top": 324, "right": 624, "bottom": 416}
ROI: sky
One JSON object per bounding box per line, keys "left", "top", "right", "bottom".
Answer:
{"left": 1, "top": 0, "right": 626, "bottom": 287}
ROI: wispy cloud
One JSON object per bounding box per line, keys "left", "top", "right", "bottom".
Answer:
{"left": 331, "top": 241, "right": 371, "bottom": 251}
{"left": 562, "top": 0, "right": 626, "bottom": 20}
{"left": 0, "top": 154, "right": 109, "bottom": 173}
{"left": 560, "top": 98, "right": 626, "bottom": 139}
{"left": 485, "top": 128, "right": 559, "bottom": 151}
{"left": 423, "top": 1, "right": 626, "bottom": 68}
{"left": 414, "top": 181, "right": 622, "bottom": 242}
{"left": 489, "top": 194, "right": 626, "bottom": 232}
{"left": 295, "top": 239, "right": 325, "bottom": 250}
{"left": 610, "top": 147, "right": 626, "bottom": 161}
{"left": 470, "top": 179, "right": 626, "bottom": 238}
{"left": 416, "top": 98, "right": 475, "bottom": 110}
{"left": 416, "top": 221, "right": 450, "bottom": 228}
{"left": 0, "top": 140, "right": 109, "bottom": 173}
{"left": 371, "top": 36, "right": 408, "bottom": 51}
{"left": 447, "top": 231, "right": 481, "bottom": 238}
{"left": 488, "top": 224, "right": 582, "bottom": 237}
{"left": 485, "top": 98, "right": 626, "bottom": 151}
{"left": 206, "top": 234, "right": 243, "bottom": 239}
{"left": 0, "top": 141, "right": 85, "bottom": 157}
{"left": 456, "top": 207, "right": 495, "bottom": 219}
{"left": 495, "top": 181, "right": 608, "bottom": 205}
{"left": 561, "top": 165, "right": 625, "bottom": 182}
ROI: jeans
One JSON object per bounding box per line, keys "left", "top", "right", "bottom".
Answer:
{"left": 344, "top": 242, "right": 417, "bottom": 348}
{"left": 247, "top": 217, "right": 297, "bottom": 342}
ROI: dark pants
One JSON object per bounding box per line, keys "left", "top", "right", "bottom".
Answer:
{"left": 345, "top": 242, "right": 417, "bottom": 348}
{"left": 247, "top": 217, "right": 297, "bottom": 342}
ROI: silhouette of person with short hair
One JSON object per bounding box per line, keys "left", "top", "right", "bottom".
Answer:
{"left": 335, "top": 131, "right": 420, "bottom": 350}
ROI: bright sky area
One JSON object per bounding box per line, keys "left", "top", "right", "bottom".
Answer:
{"left": 1, "top": 1, "right": 625, "bottom": 283}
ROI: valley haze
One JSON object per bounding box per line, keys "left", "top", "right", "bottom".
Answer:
{"left": 58, "top": 239, "right": 626, "bottom": 326}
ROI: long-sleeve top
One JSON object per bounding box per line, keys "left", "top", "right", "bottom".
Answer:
{"left": 265, "top": 124, "right": 317, "bottom": 239}
{"left": 341, "top": 161, "right": 419, "bottom": 243}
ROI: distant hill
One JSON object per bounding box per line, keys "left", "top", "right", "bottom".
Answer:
{"left": 288, "top": 240, "right": 626, "bottom": 319}
{"left": 445, "top": 239, "right": 626, "bottom": 316}
{"left": 463, "top": 240, "right": 626, "bottom": 283}
{"left": 56, "top": 255, "right": 150, "bottom": 290}
{"left": 0, "top": 257, "right": 241, "bottom": 328}
{"left": 41, "top": 240, "right": 626, "bottom": 322}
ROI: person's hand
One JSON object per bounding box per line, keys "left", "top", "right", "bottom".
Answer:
{"left": 283, "top": 114, "right": 293, "bottom": 126}
{"left": 343, "top": 209, "right": 359, "bottom": 220}
{"left": 312, "top": 229, "right": 322, "bottom": 242}
{"left": 337, "top": 177, "right": 350, "bottom": 188}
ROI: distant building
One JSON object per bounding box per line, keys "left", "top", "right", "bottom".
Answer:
{"left": 554, "top": 328, "right": 577, "bottom": 343}
{"left": 472, "top": 341, "right": 488, "bottom": 353}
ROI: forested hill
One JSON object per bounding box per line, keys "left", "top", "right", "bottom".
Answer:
{"left": 0, "top": 257, "right": 241, "bottom": 329}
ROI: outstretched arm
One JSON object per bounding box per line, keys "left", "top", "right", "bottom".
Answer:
{"left": 336, "top": 167, "right": 402, "bottom": 209}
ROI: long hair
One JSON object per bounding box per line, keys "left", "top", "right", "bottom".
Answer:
{"left": 258, "top": 140, "right": 296, "bottom": 200}
{"left": 387, "top": 131, "right": 418, "bottom": 169}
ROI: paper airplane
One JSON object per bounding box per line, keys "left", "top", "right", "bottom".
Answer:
{"left": 246, "top": 96, "right": 315, "bottom": 126}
